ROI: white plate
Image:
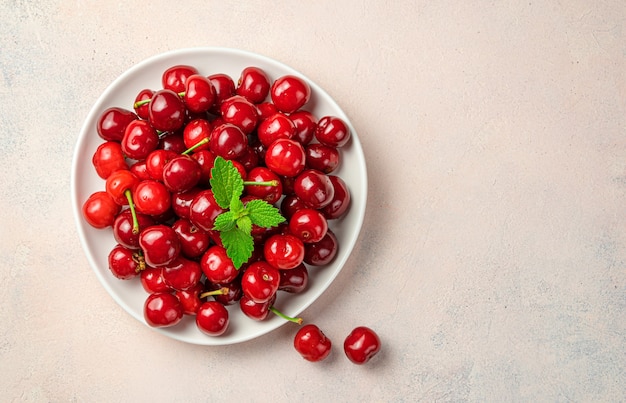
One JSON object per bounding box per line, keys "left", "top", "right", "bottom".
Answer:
{"left": 71, "top": 47, "right": 367, "bottom": 345}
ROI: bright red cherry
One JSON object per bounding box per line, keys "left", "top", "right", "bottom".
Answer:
{"left": 343, "top": 326, "right": 381, "bottom": 365}
{"left": 207, "top": 73, "right": 236, "bottom": 110}
{"left": 162, "top": 155, "right": 202, "bottom": 193}
{"left": 271, "top": 75, "right": 311, "bottom": 114}
{"left": 189, "top": 190, "right": 225, "bottom": 232}
{"left": 82, "top": 191, "right": 120, "bottom": 229}
{"left": 162, "top": 257, "right": 203, "bottom": 291}
{"left": 105, "top": 169, "right": 139, "bottom": 206}
{"left": 144, "top": 292, "right": 183, "bottom": 328}
{"left": 244, "top": 167, "right": 283, "bottom": 204}
{"left": 183, "top": 74, "right": 215, "bottom": 113}
{"left": 140, "top": 267, "right": 172, "bottom": 294}
{"left": 219, "top": 95, "right": 259, "bottom": 134}
{"left": 139, "top": 224, "right": 181, "bottom": 267}
{"left": 162, "top": 64, "right": 199, "bottom": 93}
{"left": 121, "top": 119, "right": 159, "bottom": 161}
{"left": 264, "top": 138, "right": 306, "bottom": 177}
{"left": 209, "top": 123, "right": 248, "bottom": 160}
{"left": 315, "top": 116, "right": 351, "bottom": 148}
{"left": 263, "top": 234, "right": 305, "bottom": 270}
{"left": 294, "top": 324, "right": 332, "bottom": 362}
{"left": 257, "top": 113, "right": 296, "bottom": 147}
{"left": 148, "top": 89, "right": 186, "bottom": 132}
{"left": 92, "top": 141, "right": 129, "bottom": 180}
{"left": 293, "top": 169, "right": 335, "bottom": 209}
{"left": 288, "top": 208, "right": 328, "bottom": 243}
{"left": 97, "top": 107, "right": 138, "bottom": 142}
{"left": 200, "top": 245, "right": 239, "bottom": 284}
{"left": 133, "top": 180, "right": 171, "bottom": 216}
{"left": 196, "top": 301, "right": 229, "bottom": 336}
{"left": 133, "top": 89, "right": 154, "bottom": 119}
{"left": 113, "top": 209, "right": 155, "bottom": 249}
{"left": 183, "top": 118, "right": 212, "bottom": 151}
{"left": 236, "top": 66, "right": 271, "bottom": 104}
{"left": 145, "top": 149, "right": 178, "bottom": 181}
{"left": 321, "top": 175, "right": 351, "bottom": 220}
{"left": 289, "top": 110, "right": 317, "bottom": 145}
{"left": 107, "top": 244, "right": 141, "bottom": 280}
{"left": 239, "top": 294, "right": 275, "bottom": 321}
{"left": 305, "top": 143, "right": 340, "bottom": 174}
{"left": 171, "top": 188, "right": 203, "bottom": 220}
{"left": 240, "top": 261, "right": 280, "bottom": 303}
{"left": 171, "top": 218, "right": 210, "bottom": 259}
{"left": 175, "top": 282, "right": 205, "bottom": 315}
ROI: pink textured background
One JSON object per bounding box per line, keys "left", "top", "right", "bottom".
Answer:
{"left": 1, "top": 1, "right": 624, "bottom": 401}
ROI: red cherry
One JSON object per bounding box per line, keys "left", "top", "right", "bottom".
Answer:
{"left": 257, "top": 113, "right": 296, "bottom": 147}
{"left": 271, "top": 75, "right": 311, "bottom": 114}
{"left": 183, "top": 118, "right": 212, "bottom": 151}
{"left": 143, "top": 292, "right": 183, "bottom": 328}
{"left": 206, "top": 279, "right": 242, "bottom": 306}
{"left": 219, "top": 95, "right": 259, "bottom": 134}
{"left": 107, "top": 244, "right": 141, "bottom": 280}
{"left": 289, "top": 110, "right": 317, "bottom": 145}
{"left": 304, "top": 229, "right": 338, "bottom": 266}
{"left": 121, "top": 120, "right": 159, "bottom": 161}
{"left": 139, "top": 224, "right": 181, "bottom": 267}
{"left": 92, "top": 141, "right": 129, "bottom": 180}
{"left": 133, "top": 180, "right": 171, "bottom": 216}
{"left": 200, "top": 245, "right": 239, "bottom": 284}
{"left": 293, "top": 169, "right": 335, "bottom": 209}
{"left": 162, "top": 64, "right": 199, "bottom": 93}
{"left": 145, "top": 149, "right": 178, "bottom": 182}
{"left": 183, "top": 74, "right": 215, "bottom": 113}
{"left": 288, "top": 208, "right": 328, "bottom": 243}
{"left": 191, "top": 149, "right": 216, "bottom": 183}
{"left": 343, "top": 326, "right": 381, "bottom": 365}
{"left": 305, "top": 143, "right": 340, "bottom": 174}
{"left": 209, "top": 123, "right": 248, "bottom": 160}
{"left": 189, "top": 189, "right": 225, "bottom": 232}
{"left": 171, "top": 188, "right": 202, "bottom": 220}
{"left": 207, "top": 73, "right": 236, "bottom": 110}
{"left": 278, "top": 263, "right": 309, "bottom": 293}
{"left": 240, "top": 261, "right": 280, "bottom": 303}
{"left": 97, "top": 107, "right": 138, "bottom": 142}
{"left": 133, "top": 89, "right": 154, "bottom": 119}
{"left": 239, "top": 294, "right": 275, "bottom": 321}
{"left": 148, "top": 89, "right": 186, "bottom": 132}
{"left": 175, "top": 282, "right": 205, "bottom": 315}
{"left": 158, "top": 131, "right": 186, "bottom": 154}
{"left": 321, "top": 175, "right": 351, "bottom": 220}
{"left": 171, "top": 218, "right": 210, "bottom": 259}
{"left": 256, "top": 101, "right": 278, "bottom": 120}
{"left": 129, "top": 159, "right": 151, "bottom": 181}
{"left": 236, "top": 66, "right": 271, "bottom": 104}
{"left": 140, "top": 267, "right": 172, "bottom": 294}
{"left": 113, "top": 209, "right": 155, "bottom": 250}
{"left": 264, "top": 138, "right": 306, "bottom": 178}
{"left": 196, "top": 301, "right": 229, "bottom": 336}
{"left": 315, "top": 116, "right": 351, "bottom": 148}
{"left": 82, "top": 191, "right": 120, "bottom": 229}
{"left": 244, "top": 167, "right": 282, "bottom": 204}
{"left": 162, "top": 257, "right": 203, "bottom": 291}
{"left": 162, "top": 155, "right": 202, "bottom": 193}
{"left": 263, "top": 234, "right": 305, "bottom": 270}
{"left": 105, "top": 169, "right": 139, "bottom": 206}
{"left": 280, "top": 194, "right": 308, "bottom": 221}
{"left": 294, "top": 324, "right": 332, "bottom": 362}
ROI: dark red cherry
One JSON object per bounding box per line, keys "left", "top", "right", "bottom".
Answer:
{"left": 162, "top": 155, "right": 202, "bottom": 193}
{"left": 305, "top": 143, "right": 340, "bottom": 174}
{"left": 171, "top": 218, "right": 210, "bottom": 259}
{"left": 304, "top": 229, "right": 338, "bottom": 266}
{"left": 113, "top": 209, "right": 155, "bottom": 249}
{"left": 207, "top": 73, "right": 236, "bottom": 110}
{"left": 121, "top": 120, "right": 159, "bottom": 161}
{"left": 279, "top": 263, "right": 309, "bottom": 293}
{"left": 289, "top": 110, "right": 317, "bottom": 145}
{"left": 97, "top": 107, "right": 138, "bottom": 142}
{"left": 148, "top": 89, "right": 186, "bottom": 132}
{"left": 133, "top": 89, "right": 154, "bottom": 119}
{"left": 209, "top": 123, "right": 248, "bottom": 160}
{"left": 293, "top": 169, "right": 335, "bottom": 209}
{"left": 315, "top": 116, "right": 351, "bottom": 148}
{"left": 321, "top": 175, "right": 351, "bottom": 220}
{"left": 162, "top": 256, "right": 203, "bottom": 291}
{"left": 189, "top": 190, "right": 225, "bottom": 232}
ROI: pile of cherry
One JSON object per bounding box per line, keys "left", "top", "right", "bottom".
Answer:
{"left": 82, "top": 64, "right": 380, "bottom": 363}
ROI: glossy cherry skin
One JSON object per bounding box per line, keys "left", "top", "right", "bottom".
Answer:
{"left": 92, "top": 141, "right": 128, "bottom": 180}
{"left": 183, "top": 74, "right": 215, "bottom": 113}
{"left": 162, "top": 257, "right": 203, "bottom": 291}
{"left": 256, "top": 101, "right": 278, "bottom": 120}
{"left": 133, "top": 180, "right": 171, "bottom": 216}
{"left": 209, "top": 123, "right": 248, "bottom": 160}
{"left": 343, "top": 326, "right": 381, "bottom": 365}
{"left": 105, "top": 169, "right": 139, "bottom": 206}
{"left": 171, "top": 218, "right": 210, "bottom": 259}
{"left": 133, "top": 89, "right": 154, "bottom": 119}
{"left": 241, "top": 261, "right": 281, "bottom": 303}
{"left": 139, "top": 224, "right": 181, "bottom": 267}
{"left": 207, "top": 73, "right": 236, "bottom": 110}
{"left": 162, "top": 64, "right": 199, "bottom": 93}
{"left": 271, "top": 75, "right": 311, "bottom": 114}
{"left": 239, "top": 294, "right": 276, "bottom": 321}
{"left": 305, "top": 143, "right": 340, "bottom": 174}
{"left": 279, "top": 263, "right": 309, "bottom": 293}
{"left": 82, "top": 191, "right": 120, "bottom": 229}
{"left": 289, "top": 208, "right": 328, "bottom": 243}
{"left": 175, "top": 282, "right": 205, "bottom": 315}
{"left": 145, "top": 149, "right": 178, "bottom": 181}
{"left": 191, "top": 149, "right": 216, "bottom": 183}
{"left": 113, "top": 209, "right": 155, "bottom": 249}
{"left": 107, "top": 244, "right": 141, "bottom": 280}
{"left": 280, "top": 194, "right": 308, "bottom": 221}
{"left": 183, "top": 118, "right": 212, "bottom": 151}
{"left": 293, "top": 169, "right": 335, "bottom": 209}
{"left": 257, "top": 113, "right": 296, "bottom": 147}
{"left": 294, "top": 324, "right": 332, "bottom": 362}
{"left": 206, "top": 279, "right": 242, "bottom": 306}
{"left": 220, "top": 95, "right": 259, "bottom": 134}
{"left": 158, "top": 131, "right": 186, "bottom": 154}
{"left": 244, "top": 167, "right": 283, "bottom": 204}
{"left": 140, "top": 267, "right": 172, "bottom": 294}
{"left": 97, "top": 107, "right": 138, "bottom": 142}
{"left": 236, "top": 66, "right": 271, "bottom": 104}
{"left": 265, "top": 138, "right": 306, "bottom": 178}
{"left": 189, "top": 190, "right": 225, "bottom": 232}
{"left": 171, "top": 188, "right": 203, "bottom": 220}
{"left": 264, "top": 234, "right": 305, "bottom": 270}
{"left": 130, "top": 159, "right": 151, "bottom": 181}
{"left": 200, "top": 245, "right": 239, "bottom": 284}
{"left": 321, "top": 175, "right": 351, "bottom": 220}
{"left": 315, "top": 116, "right": 351, "bottom": 148}
{"left": 162, "top": 155, "right": 202, "bottom": 193}
{"left": 289, "top": 110, "right": 317, "bottom": 145}
{"left": 121, "top": 119, "right": 159, "bottom": 160}
{"left": 144, "top": 292, "right": 183, "bottom": 328}
{"left": 196, "top": 301, "right": 229, "bottom": 336}
{"left": 148, "top": 89, "right": 186, "bottom": 132}
{"left": 304, "top": 229, "right": 338, "bottom": 266}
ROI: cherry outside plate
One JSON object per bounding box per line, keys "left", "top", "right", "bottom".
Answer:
{"left": 71, "top": 47, "right": 367, "bottom": 345}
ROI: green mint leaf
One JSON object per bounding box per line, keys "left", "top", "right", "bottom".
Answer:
{"left": 209, "top": 157, "right": 244, "bottom": 209}
{"left": 230, "top": 197, "right": 245, "bottom": 215}
{"left": 213, "top": 211, "right": 236, "bottom": 232}
{"left": 236, "top": 215, "right": 253, "bottom": 235}
{"left": 246, "top": 199, "right": 286, "bottom": 228}
{"left": 220, "top": 227, "right": 254, "bottom": 269}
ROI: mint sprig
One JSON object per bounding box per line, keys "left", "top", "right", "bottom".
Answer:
{"left": 210, "top": 157, "right": 285, "bottom": 269}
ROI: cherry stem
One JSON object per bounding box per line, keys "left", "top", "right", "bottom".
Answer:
{"left": 269, "top": 306, "right": 303, "bottom": 325}
{"left": 182, "top": 137, "right": 209, "bottom": 155}
{"left": 133, "top": 91, "right": 185, "bottom": 109}
{"left": 242, "top": 180, "right": 280, "bottom": 187}
{"left": 199, "top": 287, "right": 229, "bottom": 299}
{"left": 124, "top": 189, "right": 139, "bottom": 234}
